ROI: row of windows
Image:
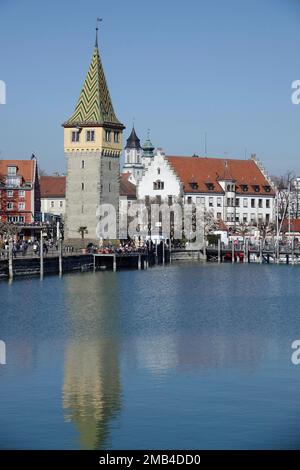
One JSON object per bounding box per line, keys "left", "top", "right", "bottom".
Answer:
{"left": 226, "top": 213, "right": 271, "bottom": 223}
{"left": 8, "top": 216, "right": 24, "bottom": 223}
{"left": 239, "top": 198, "right": 270, "bottom": 209}
{"left": 81, "top": 183, "right": 112, "bottom": 192}
{"left": 6, "top": 202, "right": 25, "bottom": 210}
{"left": 50, "top": 201, "right": 64, "bottom": 208}
{"left": 80, "top": 160, "right": 112, "bottom": 170}
{"left": 186, "top": 196, "right": 271, "bottom": 208}
{"left": 4, "top": 190, "right": 25, "bottom": 198}
{"left": 71, "top": 130, "right": 120, "bottom": 143}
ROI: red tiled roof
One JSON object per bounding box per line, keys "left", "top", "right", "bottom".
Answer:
{"left": 0, "top": 159, "right": 36, "bottom": 183}
{"left": 120, "top": 173, "right": 137, "bottom": 198}
{"left": 40, "top": 176, "right": 66, "bottom": 198}
{"left": 166, "top": 156, "right": 274, "bottom": 196}
{"left": 282, "top": 219, "right": 300, "bottom": 233}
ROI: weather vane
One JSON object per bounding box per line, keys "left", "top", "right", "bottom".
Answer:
{"left": 95, "top": 18, "right": 103, "bottom": 47}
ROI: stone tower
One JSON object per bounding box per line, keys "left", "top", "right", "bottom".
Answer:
{"left": 63, "top": 30, "right": 125, "bottom": 245}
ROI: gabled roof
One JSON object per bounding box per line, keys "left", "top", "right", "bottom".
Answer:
{"left": 166, "top": 156, "right": 275, "bottom": 196}
{"left": 0, "top": 160, "right": 36, "bottom": 184}
{"left": 63, "top": 43, "right": 123, "bottom": 128}
{"left": 218, "top": 160, "right": 235, "bottom": 182}
{"left": 40, "top": 176, "right": 66, "bottom": 198}
{"left": 125, "top": 127, "right": 141, "bottom": 150}
{"left": 120, "top": 173, "right": 137, "bottom": 198}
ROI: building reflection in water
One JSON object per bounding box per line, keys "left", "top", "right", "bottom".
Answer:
{"left": 62, "top": 273, "right": 121, "bottom": 449}
{"left": 129, "top": 333, "right": 266, "bottom": 376}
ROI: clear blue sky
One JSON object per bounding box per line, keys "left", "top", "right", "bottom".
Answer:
{"left": 0, "top": 0, "right": 299, "bottom": 176}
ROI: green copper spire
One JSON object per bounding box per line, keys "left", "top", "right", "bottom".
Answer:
{"left": 63, "top": 37, "right": 123, "bottom": 128}
{"left": 142, "top": 129, "right": 155, "bottom": 158}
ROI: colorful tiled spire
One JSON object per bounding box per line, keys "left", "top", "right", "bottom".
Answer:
{"left": 64, "top": 39, "right": 122, "bottom": 127}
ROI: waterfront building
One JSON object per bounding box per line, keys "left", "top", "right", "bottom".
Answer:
{"left": 0, "top": 157, "right": 40, "bottom": 224}
{"left": 63, "top": 31, "right": 125, "bottom": 245}
{"left": 137, "top": 151, "right": 276, "bottom": 228}
{"left": 40, "top": 175, "right": 66, "bottom": 221}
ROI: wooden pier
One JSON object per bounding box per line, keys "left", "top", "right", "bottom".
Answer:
{"left": 206, "top": 243, "right": 300, "bottom": 264}
{"left": 93, "top": 252, "right": 151, "bottom": 272}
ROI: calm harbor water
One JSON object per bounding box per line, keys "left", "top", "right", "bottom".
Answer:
{"left": 1, "top": 262, "right": 300, "bottom": 449}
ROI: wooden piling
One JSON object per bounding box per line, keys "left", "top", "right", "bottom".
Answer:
{"left": 259, "top": 240, "right": 263, "bottom": 264}
{"left": 138, "top": 254, "right": 141, "bottom": 270}
{"left": 218, "top": 239, "right": 221, "bottom": 263}
{"left": 232, "top": 243, "right": 235, "bottom": 263}
{"left": 8, "top": 240, "right": 13, "bottom": 280}
{"left": 40, "top": 229, "right": 44, "bottom": 278}
{"left": 113, "top": 254, "right": 117, "bottom": 272}
{"left": 59, "top": 239, "right": 63, "bottom": 276}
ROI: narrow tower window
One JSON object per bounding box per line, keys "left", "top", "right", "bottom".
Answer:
{"left": 114, "top": 132, "right": 119, "bottom": 143}
{"left": 81, "top": 160, "right": 85, "bottom": 169}
{"left": 86, "top": 130, "right": 95, "bottom": 142}
{"left": 71, "top": 131, "right": 80, "bottom": 142}
{"left": 81, "top": 183, "right": 84, "bottom": 191}
{"left": 105, "top": 130, "right": 111, "bottom": 142}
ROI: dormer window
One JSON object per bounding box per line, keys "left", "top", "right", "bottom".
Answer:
{"left": 190, "top": 181, "right": 198, "bottom": 190}
{"left": 252, "top": 185, "right": 260, "bottom": 193}
{"left": 7, "top": 166, "right": 17, "bottom": 176}
{"left": 263, "top": 185, "right": 271, "bottom": 193}
{"left": 205, "top": 182, "right": 214, "bottom": 191}
{"left": 241, "top": 185, "right": 248, "bottom": 192}
{"left": 86, "top": 130, "right": 95, "bottom": 142}
{"left": 71, "top": 131, "right": 80, "bottom": 142}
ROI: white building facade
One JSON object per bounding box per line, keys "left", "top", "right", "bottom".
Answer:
{"left": 137, "top": 151, "right": 276, "bottom": 228}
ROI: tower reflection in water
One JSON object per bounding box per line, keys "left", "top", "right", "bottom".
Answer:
{"left": 62, "top": 273, "right": 121, "bottom": 449}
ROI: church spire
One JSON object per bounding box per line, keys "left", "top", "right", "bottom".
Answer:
{"left": 63, "top": 24, "right": 124, "bottom": 129}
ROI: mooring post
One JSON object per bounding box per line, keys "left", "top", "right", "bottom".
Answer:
{"left": 231, "top": 242, "right": 234, "bottom": 263}
{"left": 217, "top": 238, "right": 221, "bottom": 263}
{"left": 259, "top": 240, "right": 263, "bottom": 264}
{"left": 162, "top": 242, "right": 165, "bottom": 266}
{"left": 113, "top": 253, "right": 117, "bottom": 272}
{"left": 40, "top": 229, "right": 44, "bottom": 278}
{"left": 138, "top": 253, "right": 141, "bottom": 270}
{"left": 292, "top": 237, "right": 295, "bottom": 265}
{"left": 8, "top": 239, "right": 13, "bottom": 280}
{"left": 244, "top": 239, "right": 247, "bottom": 264}
{"left": 59, "top": 239, "right": 63, "bottom": 276}
{"left": 155, "top": 241, "right": 158, "bottom": 264}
